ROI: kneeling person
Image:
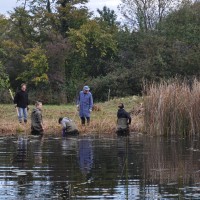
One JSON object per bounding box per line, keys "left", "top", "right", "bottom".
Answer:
{"left": 116, "top": 103, "right": 131, "bottom": 136}
{"left": 59, "top": 117, "right": 79, "bottom": 136}
{"left": 31, "top": 101, "right": 44, "bottom": 135}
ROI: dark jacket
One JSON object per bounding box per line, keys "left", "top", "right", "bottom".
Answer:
{"left": 117, "top": 108, "right": 131, "bottom": 129}
{"left": 31, "top": 108, "right": 43, "bottom": 132}
{"left": 14, "top": 90, "right": 29, "bottom": 108}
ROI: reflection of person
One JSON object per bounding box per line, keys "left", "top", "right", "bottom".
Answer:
{"left": 32, "top": 137, "right": 44, "bottom": 165}
{"left": 12, "top": 137, "right": 27, "bottom": 168}
{"left": 77, "top": 86, "right": 93, "bottom": 125}
{"left": 116, "top": 103, "right": 131, "bottom": 135}
{"left": 12, "top": 137, "right": 30, "bottom": 188}
{"left": 31, "top": 101, "right": 44, "bottom": 135}
{"left": 58, "top": 117, "right": 79, "bottom": 136}
{"left": 78, "top": 139, "right": 93, "bottom": 175}
{"left": 14, "top": 83, "right": 29, "bottom": 124}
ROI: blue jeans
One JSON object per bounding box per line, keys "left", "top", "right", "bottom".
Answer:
{"left": 18, "top": 107, "right": 28, "bottom": 122}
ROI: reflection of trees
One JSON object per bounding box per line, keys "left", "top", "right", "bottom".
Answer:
{"left": 80, "top": 138, "right": 120, "bottom": 196}
{"left": 114, "top": 136, "right": 200, "bottom": 199}
{"left": 43, "top": 138, "right": 80, "bottom": 198}
{"left": 47, "top": 137, "right": 119, "bottom": 198}
{"left": 1, "top": 135, "right": 199, "bottom": 199}
{"left": 142, "top": 136, "right": 200, "bottom": 187}
{"left": 116, "top": 136, "right": 145, "bottom": 199}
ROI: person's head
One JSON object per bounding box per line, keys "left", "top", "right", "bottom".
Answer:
{"left": 58, "top": 117, "right": 63, "bottom": 124}
{"left": 21, "top": 83, "right": 27, "bottom": 91}
{"left": 35, "top": 101, "right": 43, "bottom": 110}
{"left": 83, "top": 85, "right": 90, "bottom": 94}
{"left": 118, "top": 103, "right": 124, "bottom": 109}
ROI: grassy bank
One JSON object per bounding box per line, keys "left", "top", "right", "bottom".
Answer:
{"left": 0, "top": 96, "right": 143, "bottom": 135}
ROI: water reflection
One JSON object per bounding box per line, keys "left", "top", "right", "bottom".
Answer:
{"left": 11, "top": 136, "right": 33, "bottom": 200}
{"left": 12, "top": 136, "right": 28, "bottom": 167}
{"left": 61, "top": 137, "right": 78, "bottom": 156}
{"left": 78, "top": 138, "right": 93, "bottom": 176}
{"left": 0, "top": 135, "right": 199, "bottom": 199}
{"left": 31, "top": 136, "right": 44, "bottom": 165}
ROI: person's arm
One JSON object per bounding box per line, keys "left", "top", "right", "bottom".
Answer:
{"left": 27, "top": 92, "right": 29, "bottom": 106}
{"left": 36, "top": 112, "right": 45, "bottom": 130}
{"left": 41, "top": 115, "right": 45, "bottom": 130}
{"left": 61, "top": 119, "right": 66, "bottom": 129}
{"left": 117, "top": 110, "right": 120, "bottom": 118}
{"left": 26, "top": 93, "right": 29, "bottom": 110}
{"left": 127, "top": 112, "right": 131, "bottom": 125}
{"left": 76, "top": 92, "right": 81, "bottom": 110}
{"left": 14, "top": 92, "right": 18, "bottom": 105}
{"left": 89, "top": 93, "right": 93, "bottom": 111}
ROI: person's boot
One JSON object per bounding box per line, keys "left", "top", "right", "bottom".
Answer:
{"left": 86, "top": 118, "right": 90, "bottom": 125}
{"left": 81, "top": 117, "right": 85, "bottom": 126}
{"left": 24, "top": 119, "right": 27, "bottom": 124}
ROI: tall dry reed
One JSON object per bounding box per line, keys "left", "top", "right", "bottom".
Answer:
{"left": 144, "top": 79, "right": 200, "bottom": 136}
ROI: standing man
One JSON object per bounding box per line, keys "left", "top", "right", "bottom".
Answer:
{"left": 31, "top": 101, "right": 44, "bottom": 135}
{"left": 14, "top": 83, "right": 29, "bottom": 124}
{"left": 77, "top": 86, "right": 93, "bottom": 125}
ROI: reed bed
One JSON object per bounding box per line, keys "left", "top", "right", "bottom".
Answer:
{"left": 144, "top": 79, "right": 200, "bottom": 136}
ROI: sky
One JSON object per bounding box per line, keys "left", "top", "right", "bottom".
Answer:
{"left": 0, "top": 0, "right": 121, "bottom": 15}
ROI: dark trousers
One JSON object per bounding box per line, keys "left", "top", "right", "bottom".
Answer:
{"left": 63, "top": 129, "right": 79, "bottom": 136}
{"left": 116, "top": 127, "right": 130, "bottom": 136}
{"left": 81, "top": 117, "right": 90, "bottom": 125}
{"left": 31, "top": 129, "right": 43, "bottom": 135}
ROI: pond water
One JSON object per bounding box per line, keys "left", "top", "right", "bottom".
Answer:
{"left": 0, "top": 134, "right": 200, "bottom": 199}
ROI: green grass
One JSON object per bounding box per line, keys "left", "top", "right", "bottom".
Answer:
{"left": 0, "top": 96, "right": 142, "bottom": 135}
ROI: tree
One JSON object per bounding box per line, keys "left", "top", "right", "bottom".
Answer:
{"left": 68, "top": 20, "right": 118, "bottom": 77}
{"left": 0, "top": 62, "right": 10, "bottom": 89}
{"left": 17, "top": 46, "right": 49, "bottom": 85}
{"left": 158, "top": 1, "right": 200, "bottom": 44}
{"left": 97, "top": 6, "right": 119, "bottom": 27}
{"left": 55, "top": 0, "right": 90, "bottom": 36}
{"left": 0, "top": 15, "right": 9, "bottom": 40}
{"left": 18, "top": 0, "right": 54, "bottom": 13}
{"left": 119, "top": 0, "right": 184, "bottom": 31}
{"left": 9, "top": 7, "right": 36, "bottom": 44}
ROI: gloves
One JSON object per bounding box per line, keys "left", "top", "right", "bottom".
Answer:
{"left": 77, "top": 105, "right": 80, "bottom": 111}
{"left": 89, "top": 109, "right": 92, "bottom": 112}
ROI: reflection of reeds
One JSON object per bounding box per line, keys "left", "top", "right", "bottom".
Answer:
{"left": 144, "top": 79, "right": 200, "bottom": 136}
{"left": 142, "top": 136, "right": 200, "bottom": 186}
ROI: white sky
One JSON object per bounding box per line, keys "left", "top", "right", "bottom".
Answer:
{"left": 0, "top": 0, "right": 121, "bottom": 16}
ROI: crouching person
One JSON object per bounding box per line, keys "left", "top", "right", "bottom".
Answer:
{"left": 31, "top": 101, "right": 44, "bottom": 135}
{"left": 116, "top": 103, "right": 131, "bottom": 136}
{"left": 58, "top": 117, "right": 79, "bottom": 136}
